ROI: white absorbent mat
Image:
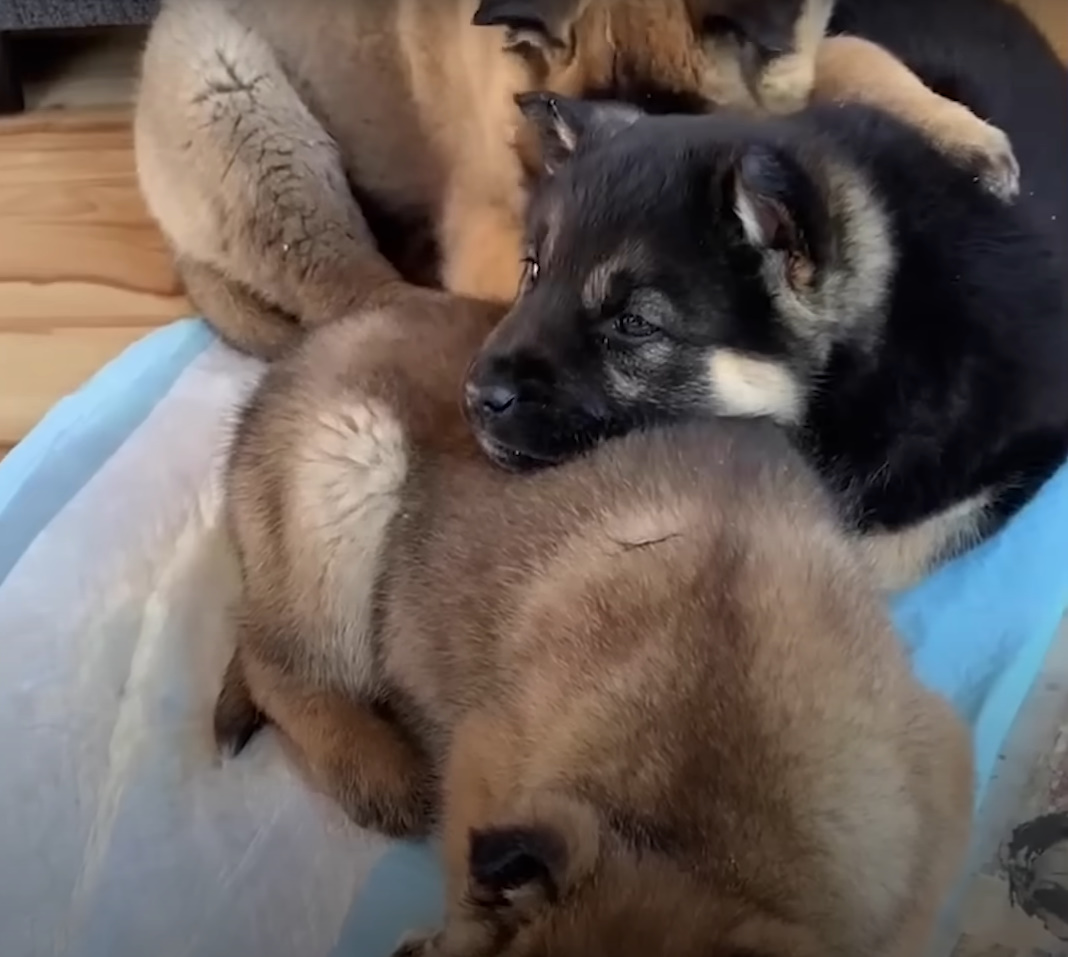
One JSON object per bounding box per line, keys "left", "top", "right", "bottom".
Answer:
{"left": 1, "top": 320, "right": 1067, "bottom": 957}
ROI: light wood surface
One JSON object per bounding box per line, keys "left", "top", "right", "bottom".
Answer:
{"left": 0, "top": 106, "right": 187, "bottom": 446}
{"left": 0, "top": 5, "right": 1064, "bottom": 451}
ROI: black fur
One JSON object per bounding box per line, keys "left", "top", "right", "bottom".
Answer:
{"left": 830, "top": 0, "right": 1068, "bottom": 261}
{"left": 468, "top": 825, "right": 566, "bottom": 901}
{"left": 464, "top": 0, "right": 1068, "bottom": 545}
{"left": 800, "top": 102, "right": 1068, "bottom": 532}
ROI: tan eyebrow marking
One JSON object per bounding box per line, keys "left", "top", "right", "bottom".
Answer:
{"left": 581, "top": 242, "right": 650, "bottom": 310}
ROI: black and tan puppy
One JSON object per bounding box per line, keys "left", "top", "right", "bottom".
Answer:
{"left": 135, "top": 0, "right": 1019, "bottom": 357}
{"left": 464, "top": 0, "right": 1068, "bottom": 590}
{"left": 215, "top": 291, "right": 973, "bottom": 957}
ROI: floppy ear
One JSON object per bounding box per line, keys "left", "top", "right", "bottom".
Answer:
{"left": 729, "top": 143, "right": 827, "bottom": 287}
{"left": 472, "top": 0, "right": 587, "bottom": 55}
{"left": 515, "top": 92, "right": 643, "bottom": 174}
{"left": 465, "top": 795, "right": 600, "bottom": 919}
{"left": 467, "top": 825, "right": 568, "bottom": 910}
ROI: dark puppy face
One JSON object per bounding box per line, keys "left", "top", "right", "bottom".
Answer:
{"left": 463, "top": 97, "right": 850, "bottom": 471}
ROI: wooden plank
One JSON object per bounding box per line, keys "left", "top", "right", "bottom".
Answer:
{"left": 0, "top": 106, "right": 188, "bottom": 447}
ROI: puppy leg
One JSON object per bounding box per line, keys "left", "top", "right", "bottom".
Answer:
{"left": 438, "top": 190, "right": 526, "bottom": 304}
{"left": 753, "top": 0, "right": 836, "bottom": 113}
{"left": 136, "top": 0, "right": 406, "bottom": 358}
{"left": 241, "top": 652, "right": 434, "bottom": 837}
{"left": 860, "top": 492, "right": 992, "bottom": 591}
{"left": 812, "top": 35, "right": 1019, "bottom": 201}
{"left": 389, "top": 715, "right": 511, "bottom": 957}
{"left": 178, "top": 257, "right": 303, "bottom": 360}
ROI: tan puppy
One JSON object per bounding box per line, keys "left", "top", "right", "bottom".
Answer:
{"left": 216, "top": 290, "right": 974, "bottom": 957}
{"left": 136, "top": 0, "right": 1018, "bottom": 357}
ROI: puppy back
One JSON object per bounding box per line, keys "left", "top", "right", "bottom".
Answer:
{"left": 381, "top": 416, "right": 972, "bottom": 952}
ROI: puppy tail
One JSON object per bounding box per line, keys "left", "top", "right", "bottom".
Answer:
{"left": 213, "top": 649, "right": 267, "bottom": 758}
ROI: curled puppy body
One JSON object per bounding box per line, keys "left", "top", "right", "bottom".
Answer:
{"left": 462, "top": 1, "right": 1068, "bottom": 589}
{"left": 135, "top": 0, "right": 1018, "bottom": 358}
{"left": 218, "top": 288, "right": 501, "bottom": 835}
{"left": 218, "top": 293, "right": 974, "bottom": 957}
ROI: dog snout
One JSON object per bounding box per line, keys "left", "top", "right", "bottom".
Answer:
{"left": 464, "top": 378, "right": 518, "bottom": 419}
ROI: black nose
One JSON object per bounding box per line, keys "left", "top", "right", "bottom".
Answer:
{"left": 465, "top": 380, "right": 518, "bottom": 418}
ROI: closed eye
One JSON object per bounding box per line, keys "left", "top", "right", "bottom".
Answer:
{"left": 609, "top": 313, "right": 661, "bottom": 342}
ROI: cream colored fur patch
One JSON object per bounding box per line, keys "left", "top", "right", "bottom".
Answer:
{"left": 289, "top": 397, "right": 409, "bottom": 691}
{"left": 706, "top": 349, "right": 804, "bottom": 424}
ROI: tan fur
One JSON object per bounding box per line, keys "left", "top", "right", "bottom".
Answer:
{"left": 862, "top": 492, "right": 994, "bottom": 591}
{"left": 706, "top": 348, "right": 806, "bottom": 424}
{"left": 218, "top": 292, "right": 974, "bottom": 956}
{"left": 812, "top": 34, "right": 1020, "bottom": 201}
{"left": 136, "top": 0, "right": 1020, "bottom": 358}
{"left": 218, "top": 287, "right": 500, "bottom": 833}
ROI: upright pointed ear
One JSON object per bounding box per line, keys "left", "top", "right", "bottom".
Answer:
{"left": 515, "top": 93, "right": 643, "bottom": 175}
{"left": 465, "top": 796, "right": 600, "bottom": 921}
{"left": 730, "top": 143, "right": 827, "bottom": 288}
{"left": 472, "top": 0, "right": 588, "bottom": 56}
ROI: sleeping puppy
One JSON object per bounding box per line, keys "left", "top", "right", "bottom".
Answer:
{"left": 215, "top": 291, "right": 973, "bottom": 957}
{"left": 464, "top": 0, "right": 1068, "bottom": 590}
{"left": 135, "top": 0, "right": 1019, "bottom": 358}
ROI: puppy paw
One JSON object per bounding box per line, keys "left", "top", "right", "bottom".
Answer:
{"left": 390, "top": 929, "right": 439, "bottom": 956}
{"left": 940, "top": 109, "right": 1020, "bottom": 202}
{"left": 970, "top": 123, "right": 1020, "bottom": 202}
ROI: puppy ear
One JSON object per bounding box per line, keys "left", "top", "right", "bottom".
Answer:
{"left": 730, "top": 143, "right": 826, "bottom": 287}
{"left": 472, "top": 0, "right": 587, "bottom": 55}
{"left": 515, "top": 93, "right": 642, "bottom": 174}
{"left": 468, "top": 825, "right": 567, "bottom": 908}
{"left": 465, "top": 795, "right": 600, "bottom": 921}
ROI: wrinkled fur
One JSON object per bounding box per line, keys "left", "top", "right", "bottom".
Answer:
{"left": 464, "top": 0, "right": 1068, "bottom": 590}
{"left": 216, "top": 292, "right": 973, "bottom": 957}
{"left": 135, "top": 0, "right": 1018, "bottom": 357}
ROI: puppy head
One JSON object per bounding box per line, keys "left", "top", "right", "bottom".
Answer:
{"left": 472, "top": 0, "right": 835, "bottom": 116}
{"left": 464, "top": 95, "right": 892, "bottom": 471}
{"left": 415, "top": 792, "right": 824, "bottom": 957}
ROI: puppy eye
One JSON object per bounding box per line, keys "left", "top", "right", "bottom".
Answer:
{"left": 612, "top": 313, "right": 659, "bottom": 340}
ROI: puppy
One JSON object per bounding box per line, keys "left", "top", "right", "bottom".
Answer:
{"left": 463, "top": 0, "right": 1068, "bottom": 590}
{"left": 135, "top": 0, "right": 1019, "bottom": 358}
{"left": 216, "top": 292, "right": 973, "bottom": 957}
